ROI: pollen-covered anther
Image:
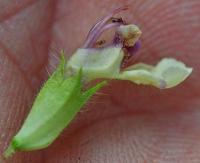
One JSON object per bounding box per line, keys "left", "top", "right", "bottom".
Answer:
{"left": 117, "top": 24, "right": 142, "bottom": 47}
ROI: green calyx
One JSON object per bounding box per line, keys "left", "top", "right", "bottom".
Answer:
{"left": 4, "top": 54, "right": 106, "bottom": 158}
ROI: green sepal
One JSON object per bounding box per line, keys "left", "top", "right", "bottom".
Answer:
{"left": 4, "top": 55, "right": 106, "bottom": 158}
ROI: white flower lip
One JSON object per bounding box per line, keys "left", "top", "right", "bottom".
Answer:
{"left": 118, "top": 58, "right": 193, "bottom": 89}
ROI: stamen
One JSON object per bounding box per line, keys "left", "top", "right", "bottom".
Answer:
{"left": 95, "top": 40, "right": 106, "bottom": 47}
{"left": 111, "top": 17, "right": 126, "bottom": 24}
{"left": 84, "top": 22, "right": 122, "bottom": 48}
{"left": 82, "top": 6, "right": 128, "bottom": 48}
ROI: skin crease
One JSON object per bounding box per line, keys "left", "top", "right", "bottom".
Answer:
{"left": 1, "top": 0, "right": 200, "bottom": 162}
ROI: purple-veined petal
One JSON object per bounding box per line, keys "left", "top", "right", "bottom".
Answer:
{"left": 82, "top": 6, "right": 128, "bottom": 48}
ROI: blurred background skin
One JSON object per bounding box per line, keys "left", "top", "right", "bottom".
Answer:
{"left": 0, "top": 0, "right": 200, "bottom": 162}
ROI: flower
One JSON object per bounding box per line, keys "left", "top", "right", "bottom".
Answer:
{"left": 4, "top": 6, "right": 193, "bottom": 158}
{"left": 67, "top": 6, "right": 192, "bottom": 89}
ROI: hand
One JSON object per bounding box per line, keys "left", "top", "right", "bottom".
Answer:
{"left": 1, "top": 0, "right": 199, "bottom": 162}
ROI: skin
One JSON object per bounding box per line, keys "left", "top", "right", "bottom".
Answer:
{"left": 0, "top": 0, "right": 200, "bottom": 162}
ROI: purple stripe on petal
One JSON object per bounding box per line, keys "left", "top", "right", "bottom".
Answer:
{"left": 126, "top": 41, "right": 141, "bottom": 56}
{"left": 159, "top": 80, "right": 167, "bottom": 89}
